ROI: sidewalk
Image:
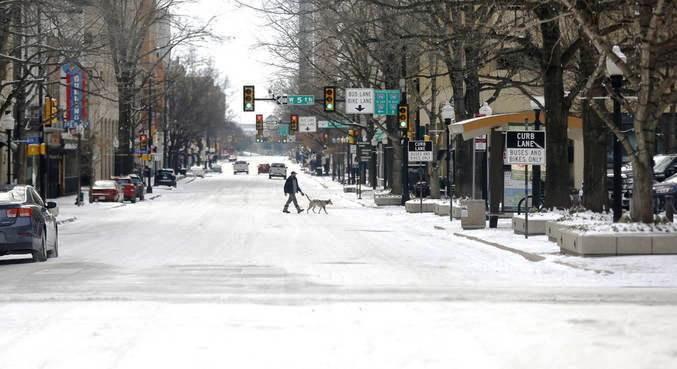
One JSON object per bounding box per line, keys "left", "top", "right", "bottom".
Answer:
{"left": 304, "top": 171, "right": 677, "bottom": 287}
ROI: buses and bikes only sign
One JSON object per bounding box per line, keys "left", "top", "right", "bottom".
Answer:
{"left": 505, "top": 131, "right": 545, "bottom": 165}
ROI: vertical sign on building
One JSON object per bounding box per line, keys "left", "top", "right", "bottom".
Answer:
{"left": 61, "top": 63, "right": 88, "bottom": 129}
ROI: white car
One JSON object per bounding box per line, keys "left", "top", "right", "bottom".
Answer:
{"left": 269, "top": 163, "right": 287, "bottom": 179}
{"left": 233, "top": 161, "right": 249, "bottom": 175}
{"left": 188, "top": 166, "right": 205, "bottom": 178}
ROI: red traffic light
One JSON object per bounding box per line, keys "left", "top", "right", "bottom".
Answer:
{"left": 139, "top": 134, "right": 148, "bottom": 143}
{"left": 290, "top": 114, "right": 299, "bottom": 132}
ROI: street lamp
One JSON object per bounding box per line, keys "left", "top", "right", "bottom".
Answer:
{"left": 441, "top": 103, "right": 454, "bottom": 198}
{"left": 606, "top": 45, "right": 626, "bottom": 222}
{"left": 529, "top": 96, "right": 545, "bottom": 208}
{"left": 442, "top": 102, "right": 455, "bottom": 222}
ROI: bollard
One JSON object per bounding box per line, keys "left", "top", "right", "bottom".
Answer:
{"left": 666, "top": 195, "right": 674, "bottom": 222}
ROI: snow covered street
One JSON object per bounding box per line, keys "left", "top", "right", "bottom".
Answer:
{"left": 1, "top": 155, "right": 677, "bottom": 368}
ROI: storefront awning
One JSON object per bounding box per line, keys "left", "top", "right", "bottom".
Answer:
{"left": 450, "top": 111, "right": 583, "bottom": 140}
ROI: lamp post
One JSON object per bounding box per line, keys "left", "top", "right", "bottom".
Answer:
{"left": 442, "top": 102, "right": 454, "bottom": 222}
{"left": 529, "top": 96, "right": 545, "bottom": 208}
{"left": 606, "top": 45, "right": 626, "bottom": 222}
{"left": 441, "top": 103, "right": 454, "bottom": 198}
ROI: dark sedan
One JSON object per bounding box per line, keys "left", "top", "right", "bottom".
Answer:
{"left": 154, "top": 169, "right": 177, "bottom": 187}
{"left": 654, "top": 173, "right": 677, "bottom": 211}
{"left": 0, "top": 185, "right": 59, "bottom": 262}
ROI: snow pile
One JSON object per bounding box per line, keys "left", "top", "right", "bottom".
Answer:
{"left": 570, "top": 221, "right": 677, "bottom": 234}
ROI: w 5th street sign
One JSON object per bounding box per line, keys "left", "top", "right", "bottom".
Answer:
{"left": 505, "top": 131, "right": 546, "bottom": 165}
{"left": 288, "top": 95, "right": 314, "bottom": 105}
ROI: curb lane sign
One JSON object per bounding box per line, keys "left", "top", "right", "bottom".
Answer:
{"left": 505, "top": 131, "right": 545, "bottom": 165}
{"left": 408, "top": 140, "right": 433, "bottom": 162}
{"left": 345, "top": 88, "right": 374, "bottom": 114}
{"left": 299, "top": 116, "right": 317, "bottom": 132}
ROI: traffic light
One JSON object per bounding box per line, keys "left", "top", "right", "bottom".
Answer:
{"left": 290, "top": 114, "right": 299, "bottom": 134}
{"left": 323, "top": 86, "right": 336, "bottom": 112}
{"left": 256, "top": 114, "right": 264, "bottom": 131}
{"left": 43, "top": 97, "right": 58, "bottom": 125}
{"left": 398, "top": 104, "right": 408, "bottom": 131}
{"left": 139, "top": 134, "right": 148, "bottom": 144}
{"left": 243, "top": 85, "right": 255, "bottom": 112}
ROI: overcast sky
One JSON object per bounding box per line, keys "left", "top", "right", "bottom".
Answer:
{"left": 177, "top": 0, "right": 278, "bottom": 124}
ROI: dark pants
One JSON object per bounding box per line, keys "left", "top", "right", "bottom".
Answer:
{"left": 284, "top": 193, "right": 300, "bottom": 211}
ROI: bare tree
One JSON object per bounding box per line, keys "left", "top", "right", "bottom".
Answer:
{"left": 558, "top": 0, "right": 677, "bottom": 222}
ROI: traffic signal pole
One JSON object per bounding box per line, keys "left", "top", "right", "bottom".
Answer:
{"left": 146, "top": 78, "right": 153, "bottom": 194}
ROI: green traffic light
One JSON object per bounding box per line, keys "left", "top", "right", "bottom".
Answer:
{"left": 326, "top": 103, "right": 334, "bottom": 110}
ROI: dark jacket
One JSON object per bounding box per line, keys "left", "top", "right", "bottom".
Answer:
{"left": 284, "top": 176, "right": 302, "bottom": 194}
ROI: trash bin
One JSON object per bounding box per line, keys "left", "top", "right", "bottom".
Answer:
{"left": 315, "top": 168, "right": 323, "bottom": 176}
{"left": 460, "top": 199, "right": 486, "bottom": 230}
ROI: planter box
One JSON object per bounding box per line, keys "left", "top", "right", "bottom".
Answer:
{"left": 460, "top": 199, "right": 486, "bottom": 230}
{"left": 433, "top": 203, "right": 450, "bottom": 216}
{"left": 546, "top": 221, "right": 568, "bottom": 242}
{"left": 343, "top": 186, "right": 356, "bottom": 193}
{"left": 512, "top": 216, "right": 548, "bottom": 235}
{"left": 451, "top": 205, "right": 462, "bottom": 219}
{"left": 405, "top": 201, "right": 434, "bottom": 213}
{"left": 559, "top": 229, "right": 677, "bottom": 256}
{"left": 374, "top": 196, "right": 401, "bottom": 206}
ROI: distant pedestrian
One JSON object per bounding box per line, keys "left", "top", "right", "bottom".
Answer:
{"left": 283, "top": 171, "right": 305, "bottom": 213}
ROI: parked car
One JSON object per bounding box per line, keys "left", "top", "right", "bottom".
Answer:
{"left": 653, "top": 173, "right": 677, "bottom": 211}
{"left": 269, "top": 163, "right": 287, "bottom": 179}
{"left": 89, "top": 180, "right": 122, "bottom": 203}
{"left": 155, "top": 169, "right": 177, "bottom": 187}
{"left": 233, "top": 161, "right": 249, "bottom": 175}
{"left": 189, "top": 166, "right": 205, "bottom": 178}
{"left": 211, "top": 163, "right": 223, "bottom": 173}
{"left": 228, "top": 155, "right": 237, "bottom": 162}
{"left": 654, "top": 154, "right": 677, "bottom": 182}
{"left": 128, "top": 174, "right": 145, "bottom": 201}
{"left": 0, "top": 185, "right": 59, "bottom": 262}
{"left": 112, "top": 176, "right": 138, "bottom": 203}
{"left": 258, "top": 163, "right": 270, "bottom": 174}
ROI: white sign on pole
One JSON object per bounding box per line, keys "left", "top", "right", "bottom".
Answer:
{"left": 407, "top": 141, "right": 434, "bottom": 162}
{"left": 474, "top": 135, "right": 487, "bottom": 151}
{"left": 299, "top": 116, "right": 317, "bottom": 132}
{"left": 345, "top": 88, "right": 374, "bottom": 114}
{"left": 505, "top": 131, "right": 546, "bottom": 165}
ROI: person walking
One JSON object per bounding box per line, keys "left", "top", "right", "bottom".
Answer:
{"left": 283, "top": 171, "right": 305, "bottom": 213}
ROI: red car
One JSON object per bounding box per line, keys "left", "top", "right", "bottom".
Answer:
{"left": 128, "top": 174, "right": 146, "bottom": 201}
{"left": 112, "top": 176, "right": 138, "bottom": 203}
{"left": 89, "top": 180, "right": 122, "bottom": 203}
{"left": 258, "top": 163, "right": 270, "bottom": 174}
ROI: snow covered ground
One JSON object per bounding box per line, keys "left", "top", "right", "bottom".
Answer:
{"left": 1, "top": 155, "right": 676, "bottom": 368}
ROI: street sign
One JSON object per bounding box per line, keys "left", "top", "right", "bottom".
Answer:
{"left": 474, "top": 135, "right": 487, "bottom": 151}
{"left": 275, "top": 95, "right": 289, "bottom": 105}
{"left": 374, "top": 90, "right": 400, "bottom": 115}
{"left": 318, "top": 120, "right": 348, "bottom": 129}
{"left": 345, "top": 88, "right": 374, "bottom": 114}
{"left": 299, "top": 116, "right": 317, "bottom": 132}
{"left": 408, "top": 141, "right": 433, "bottom": 162}
{"left": 288, "top": 95, "right": 314, "bottom": 105}
{"left": 505, "top": 131, "right": 546, "bottom": 165}
{"left": 358, "top": 142, "right": 372, "bottom": 162}
{"left": 278, "top": 124, "right": 289, "bottom": 136}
